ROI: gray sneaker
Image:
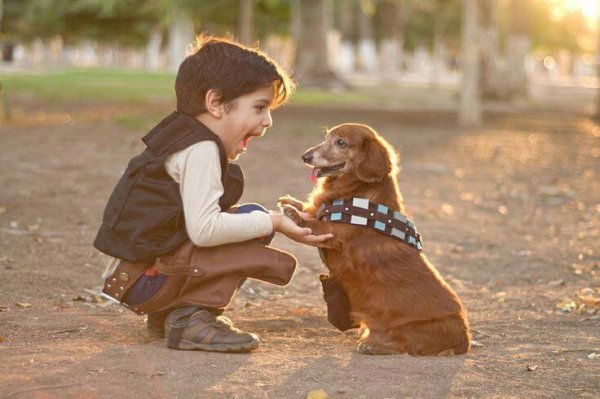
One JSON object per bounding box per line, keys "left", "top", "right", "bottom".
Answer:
{"left": 165, "top": 307, "right": 260, "bottom": 353}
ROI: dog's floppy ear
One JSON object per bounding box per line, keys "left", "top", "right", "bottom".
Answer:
{"left": 355, "top": 136, "right": 392, "bottom": 182}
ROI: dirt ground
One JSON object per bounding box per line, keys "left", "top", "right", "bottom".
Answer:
{"left": 0, "top": 90, "right": 599, "bottom": 398}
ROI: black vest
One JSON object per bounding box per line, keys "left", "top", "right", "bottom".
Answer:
{"left": 94, "top": 112, "right": 244, "bottom": 262}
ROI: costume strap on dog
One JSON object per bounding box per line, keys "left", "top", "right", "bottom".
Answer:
{"left": 317, "top": 198, "right": 423, "bottom": 251}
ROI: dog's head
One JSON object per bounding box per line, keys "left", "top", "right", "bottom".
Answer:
{"left": 303, "top": 123, "right": 398, "bottom": 183}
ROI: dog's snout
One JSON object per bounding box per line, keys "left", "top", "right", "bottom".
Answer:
{"left": 302, "top": 153, "right": 313, "bottom": 164}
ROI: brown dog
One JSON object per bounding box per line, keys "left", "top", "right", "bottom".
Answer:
{"left": 279, "top": 123, "right": 470, "bottom": 356}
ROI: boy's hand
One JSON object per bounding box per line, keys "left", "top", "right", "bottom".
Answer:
{"left": 270, "top": 212, "right": 333, "bottom": 247}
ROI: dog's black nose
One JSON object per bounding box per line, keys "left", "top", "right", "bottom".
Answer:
{"left": 302, "top": 153, "right": 313, "bottom": 164}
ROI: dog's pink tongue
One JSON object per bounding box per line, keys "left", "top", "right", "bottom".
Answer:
{"left": 310, "top": 168, "right": 319, "bottom": 184}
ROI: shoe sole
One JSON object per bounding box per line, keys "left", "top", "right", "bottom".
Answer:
{"left": 171, "top": 338, "right": 260, "bottom": 353}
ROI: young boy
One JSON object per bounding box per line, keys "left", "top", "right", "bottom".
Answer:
{"left": 94, "top": 35, "right": 332, "bottom": 353}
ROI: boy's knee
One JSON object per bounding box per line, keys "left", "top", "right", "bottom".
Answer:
{"left": 231, "top": 203, "right": 273, "bottom": 245}
{"left": 231, "top": 203, "right": 268, "bottom": 214}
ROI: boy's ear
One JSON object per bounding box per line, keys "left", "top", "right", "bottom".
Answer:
{"left": 205, "top": 89, "right": 225, "bottom": 118}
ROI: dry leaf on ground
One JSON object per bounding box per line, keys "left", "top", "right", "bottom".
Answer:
{"left": 306, "top": 389, "right": 329, "bottom": 399}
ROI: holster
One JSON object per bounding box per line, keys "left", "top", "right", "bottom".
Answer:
{"left": 102, "top": 239, "right": 297, "bottom": 315}
{"left": 102, "top": 260, "right": 150, "bottom": 304}
{"left": 155, "top": 240, "right": 297, "bottom": 308}
{"left": 320, "top": 273, "right": 360, "bottom": 331}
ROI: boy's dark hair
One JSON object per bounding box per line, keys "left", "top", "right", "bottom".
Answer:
{"left": 175, "top": 35, "right": 296, "bottom": 117}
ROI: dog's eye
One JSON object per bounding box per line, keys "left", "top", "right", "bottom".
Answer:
{"left": 336, "top": 139, "right": 346, "bottom": 148}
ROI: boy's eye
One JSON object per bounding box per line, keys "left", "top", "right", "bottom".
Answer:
{"left": 336, "top": 138, "right": 346, "bottom": 148}
{"left": 255, "top": 105, "right": 266, "bottom": 112}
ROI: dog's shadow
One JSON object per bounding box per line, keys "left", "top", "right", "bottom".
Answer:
{"left": 268, "top": 347, "right": 468, "bottom": 398}
{"left": 245, "top": 315, "right": 468, "bottom": 397}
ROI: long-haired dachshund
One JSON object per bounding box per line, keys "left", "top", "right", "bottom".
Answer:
{"left": 279, "top": 123, "right": 470, "bottom": 356}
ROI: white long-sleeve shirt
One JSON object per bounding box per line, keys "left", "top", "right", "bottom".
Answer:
{"left": 164, "top": 140, "right": 273, "bottom": 246}
{"left": 102, "top": 140, "right": 273, "bottom": 279}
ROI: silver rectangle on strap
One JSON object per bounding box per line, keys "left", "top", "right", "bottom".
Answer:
{"left": 352, "top": 198, "right": 370, "bottom": 209}
{"left": 350, "top": 215, "right": 368, "bottom": 225}
{"left": 393, "top": 211, "right": 407, "bottom": 223}
{"left": 391, "top": 228, "right": 406, "bottom": 240}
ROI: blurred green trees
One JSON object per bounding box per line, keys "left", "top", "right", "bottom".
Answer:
{"left": 0, "top": 0, "right": 596, "bottom": 120}
{"left": 2, "top": 0, "right": 592, "bottom": 53}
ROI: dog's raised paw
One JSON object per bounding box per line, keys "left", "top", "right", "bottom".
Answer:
{"left": 277, "top": 195, "right": 304, "bottom": 211}
{"left": 282, "top": 205, "right": 304, "bottom": 225}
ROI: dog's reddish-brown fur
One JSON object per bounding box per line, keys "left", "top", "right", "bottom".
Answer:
{"left": 279, "top": 123, "right": 470, "bottom": 356}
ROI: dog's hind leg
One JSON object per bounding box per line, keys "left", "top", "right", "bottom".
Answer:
{"left": 357, "top": 328, "right": 405, "bottom": 355}
{"left": 401, "top": 316, "right": 470, "bottom": 356}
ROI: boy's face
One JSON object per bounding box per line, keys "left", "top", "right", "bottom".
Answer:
{"left": 217, "top": 86, "right": 274, "bottom": 160}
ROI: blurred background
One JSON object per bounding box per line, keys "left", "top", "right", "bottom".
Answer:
{"left": 0, "top": 0, "right": 598, "bottom": 124}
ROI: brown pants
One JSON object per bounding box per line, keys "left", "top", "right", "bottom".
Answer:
{"left": 102, "top": 240, "right": 297, "bottom": 315}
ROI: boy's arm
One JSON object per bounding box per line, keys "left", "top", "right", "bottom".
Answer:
{"left": 166, "top": 141, "right": 273, "bottom": 247}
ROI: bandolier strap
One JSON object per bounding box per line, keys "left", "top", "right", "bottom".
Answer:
{"left": 316, "top": 198, "right": 423, "bottom": 251}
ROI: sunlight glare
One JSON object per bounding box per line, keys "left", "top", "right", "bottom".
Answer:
{"left": 563, "top": 0, "right": 599, "bottom": 20}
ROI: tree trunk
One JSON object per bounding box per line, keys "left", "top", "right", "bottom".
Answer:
{"left": 505, "top": 0, "right": 530, "bottom": 100}
{"left": 596, "top": 26, "right": 600, "bottom": 121}
{"left": 431, "top": 26, "right": 447, "bottom": 87}
{"left": 459, "top": 0, "right": 482, "bottom": 126}
{"left": 596, "top": 66, "right": 600, "bottom": 121}
{"left": 168, "top": 6, "right": 195, "bottom": 72}
{"left": 291, "top": 0, "right": 301, "bottom": 45}
{"left": 335, "top": 0, "right": 357, "bottom": 74}
{"left": 294, "top": 0, "right": 345, "bottom": 89}
{"left": 378, "top": 0, "right": 404, "bottom": 83}
{"left": 480, "top": 0, "right": 503, "bottom": 99}
{"left": 0, "top": 0, "right": 6, "bottom": 122}
{"left": 239, "top": 0, "right": 254, "bottom": 46}
{"left": 145, "top": 28, "right": 162, "bottom": 70}
{"left": 356, "top": 1, "right": 377, "bottom": 72}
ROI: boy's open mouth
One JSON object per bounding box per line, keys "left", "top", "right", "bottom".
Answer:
{"left": 242, "top": 134, "right": 253, "bottom": 149}
{"left": 311, "top": 162, "right": 346, "bottom": 178}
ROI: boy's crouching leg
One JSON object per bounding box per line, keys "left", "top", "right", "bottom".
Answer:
{"left": 165, "top": 307, "right": 260, "bottom": 352}
{"left": 146, "top": 308, "right": 172, "bottom": 338}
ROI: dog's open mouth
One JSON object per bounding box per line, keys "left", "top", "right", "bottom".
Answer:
{"left": 312, "top": 162, "right": 346, "bottom": 178}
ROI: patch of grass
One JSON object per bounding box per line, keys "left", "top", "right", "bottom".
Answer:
{"left": 113, "top": 112, "right": 168, "bottom": 130}
{"left": 1, "top": 68, "right": 386, "bottom": 107}
{"left": 293, "top": 89, "right": 376, "bottom": 105}
{"left": 1, "top": 68, "right": 175, "bottom": 104}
